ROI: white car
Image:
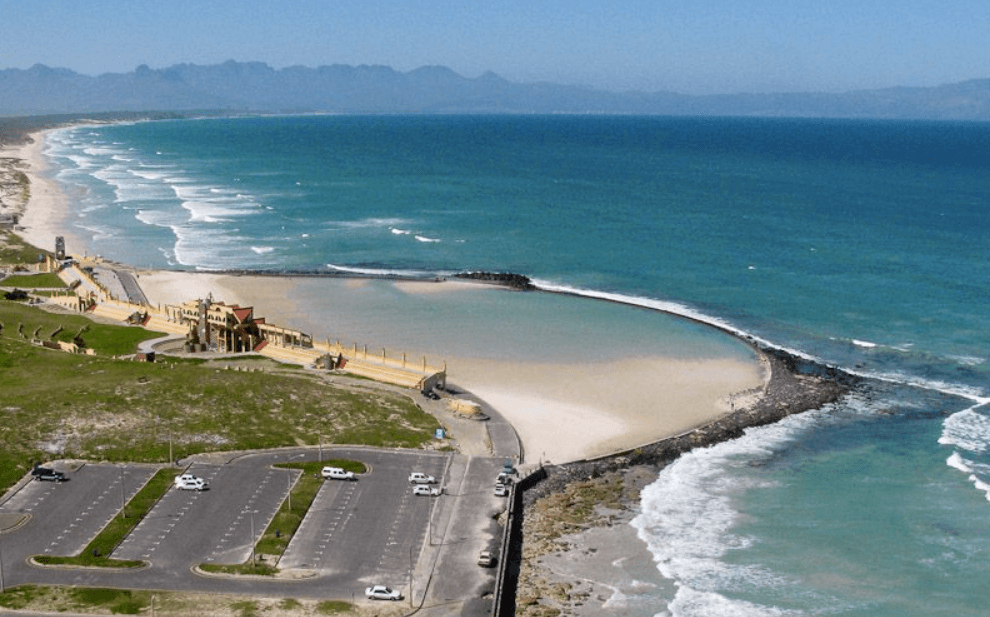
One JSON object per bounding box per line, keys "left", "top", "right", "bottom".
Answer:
{"left": 408, "top": 472, "right": 436, "bottom": 484}
{"left": 174, "top": 473, "right": 199, "bottom": 485}
{"left": 321, "top": 466, "right": 356, "bottom": 481}
{"left": 176, "top": 476, "right": 206, "bottom": 491}
{"left": 412, "top": 485, "right": 442, "bottom": 496}
{"left": 494, "top": 483, "right": 509, "bottom": 497}
{"left": 365, "top": 585, "right": 402, "bottom": 601}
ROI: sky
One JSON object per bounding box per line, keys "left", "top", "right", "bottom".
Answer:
{"left": 2, "top": 0, "right": 987, "bottom": 95}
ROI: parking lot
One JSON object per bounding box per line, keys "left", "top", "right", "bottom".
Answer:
{"left": 0, "top": 447, "right": 458, "bottom": 594}
{"left": 0, "top": 463, "right": 156, "bottom": 558}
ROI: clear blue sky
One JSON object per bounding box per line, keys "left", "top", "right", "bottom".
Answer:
{"left": 3, "top": 0, "right": 987, "bottom": 95}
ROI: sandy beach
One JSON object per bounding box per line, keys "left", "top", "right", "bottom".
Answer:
{"left": 135, "top": 269, "right": 769, "bottom": 464}
{"left": 4, "top": 129, "right": 770, "bottom": 466}
{"left": 2, "top": 130, "right": 91, "bottom": 258}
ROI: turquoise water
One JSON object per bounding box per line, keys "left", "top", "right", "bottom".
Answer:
{"left": 43, "top": 115, "right": 990, "bottom": 616}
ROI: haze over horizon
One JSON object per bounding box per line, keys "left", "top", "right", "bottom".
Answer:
{"left": 3, "top": 0, "right": 987, "bottom": 96}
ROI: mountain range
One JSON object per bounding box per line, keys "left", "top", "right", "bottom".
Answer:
{"left": 1, "top": 61, "right": 988, "bottom": 120}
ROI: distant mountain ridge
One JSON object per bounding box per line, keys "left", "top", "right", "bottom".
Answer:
{"left": 1, "top": 60, "right": 988, "bottom": 120}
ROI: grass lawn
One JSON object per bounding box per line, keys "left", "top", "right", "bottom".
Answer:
{"left": 0, "top": 298, "right": 162, "bottom": 354}
{"left": 0, "top": 299, "right": 441, "bottom": 494}
{"left": 0, "top": 272, "right": 66, "bottom": 288}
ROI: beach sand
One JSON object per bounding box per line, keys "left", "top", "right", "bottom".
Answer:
{"left": 134, "top": 269, "right": 768, "bottom": 464}
{"left": 3, "top": 131, "right": 90, "bottom": 258}
{"left": 5, "top": 130, "right": 770, "bottom": 466}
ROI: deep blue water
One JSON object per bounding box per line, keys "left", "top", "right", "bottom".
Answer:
{"left": 44, "top": 115, "right": 990, "bottom": 616}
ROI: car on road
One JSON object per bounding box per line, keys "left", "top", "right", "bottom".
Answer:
{"left": 33, "top": 468, "right": 67, "bottom": 482}
{"left": 175, "top": 475, "right": 206, "bottom": 491}
{"left": 365, "top": 585, "right": 403, "bottom": 601}
{"left": 478, "top": 550, "right": 496, "bottom": 567}
{"left": 494, "top": 483, "right": 508, "bottom": 496}
{"left": 321, "top": 466, "right": 356, "bottom": 481}
{"left": 412, "top": 485, "right": 442, "bottom": 496}
{"left": 408, "top": 472, "right": 436, "bottom": 484}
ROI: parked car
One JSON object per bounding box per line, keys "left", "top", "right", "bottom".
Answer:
{"left": 408, "top": 472, "right": 436, "bottom": 484}
{"left": 413, "top": 485, "right": 442, "bottom": 496}
{"left": 494, "top": 483, "right": 509, "bottom": 497}
{"left": 496, "top": 472, "right": 513, "bottom": 485}
{"left": 34, "top": 468, "right": 67, "bottom": 482}
{"left": 321, "top": 466, "right": 356, "bottom": 481}
{"left": 478, "top": 550, "right": 496, "bottom": 567}
{"left": 365, "top": 585, "right": 402, "bottom": 601}
{"left": 175, "top": 475, "right": 206, "bottom": 491}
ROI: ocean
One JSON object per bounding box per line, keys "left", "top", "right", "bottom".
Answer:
{"left": 41, "top": 115, "right": 990, "bottom": 616}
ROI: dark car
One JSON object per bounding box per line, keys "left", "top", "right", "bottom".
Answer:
{"left": 32, "top": 467, "right": 67, "bottom": 482}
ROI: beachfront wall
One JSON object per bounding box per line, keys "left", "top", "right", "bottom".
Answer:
{"left": 318, "top": 339, "right": 447, "bottom": 390}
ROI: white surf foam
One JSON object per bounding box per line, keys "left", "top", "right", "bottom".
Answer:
{"left": 325, "top": 263, "right": 434, "bottom": 278}
{"left": 945, "top": 452, "right": 990, "bottom": 502}
{"left": 939, "top": 407, "right": 990, "bottom": 453}
{"left": 631, "top": 409, "right": 836, "bottom": 617}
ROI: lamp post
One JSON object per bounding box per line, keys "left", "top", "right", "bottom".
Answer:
{"left": 249, "top": 510, "right": 256, "bottom": 568}
{"left": 0, "top": 528, "right": 5, "bottom": 593}
{"left": 119, "top": 465, "right": 126, "bottom": 518}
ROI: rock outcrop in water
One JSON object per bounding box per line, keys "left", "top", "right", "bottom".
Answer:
{"left": 454, "top": 271, "right": 535, "bottom": 290}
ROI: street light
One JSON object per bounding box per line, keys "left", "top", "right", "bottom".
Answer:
{"left": 249, "top": 510, "right": 258, "bottom": 569}
{"left": 119, "top": 465, "right": 127, "bottom": 519}
{"left": 0, "top": 528, "right": 5, "bottom": 593}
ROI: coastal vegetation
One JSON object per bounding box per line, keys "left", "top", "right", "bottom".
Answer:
{"left": 0, "top": 586, "right": 362, "bottom": 616}
{"left": 0, "top": 230, "right": 49, "bottom": 266}
{"left": 0, "top": 297, "right": 441, "bottom": 494}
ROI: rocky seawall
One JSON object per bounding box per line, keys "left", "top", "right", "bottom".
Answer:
{"left": 506, "top": 347, "right": 855, "bottom": 617}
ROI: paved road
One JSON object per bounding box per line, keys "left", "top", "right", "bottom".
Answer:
{"left": 114, "top": 269, "right": 149, "bottom": 305}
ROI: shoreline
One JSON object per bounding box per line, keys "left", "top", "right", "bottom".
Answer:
{"left": 1, "top": 128, "right": 91, "bottom": 258}
{"left": 2, "top": 121, "right": 858, "bottom": 616}
{"left": 510, "top": 350, "right": 854, "bottom": 617}
{"left": 2, "top": 126, "right": 815, "bottom": 467}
